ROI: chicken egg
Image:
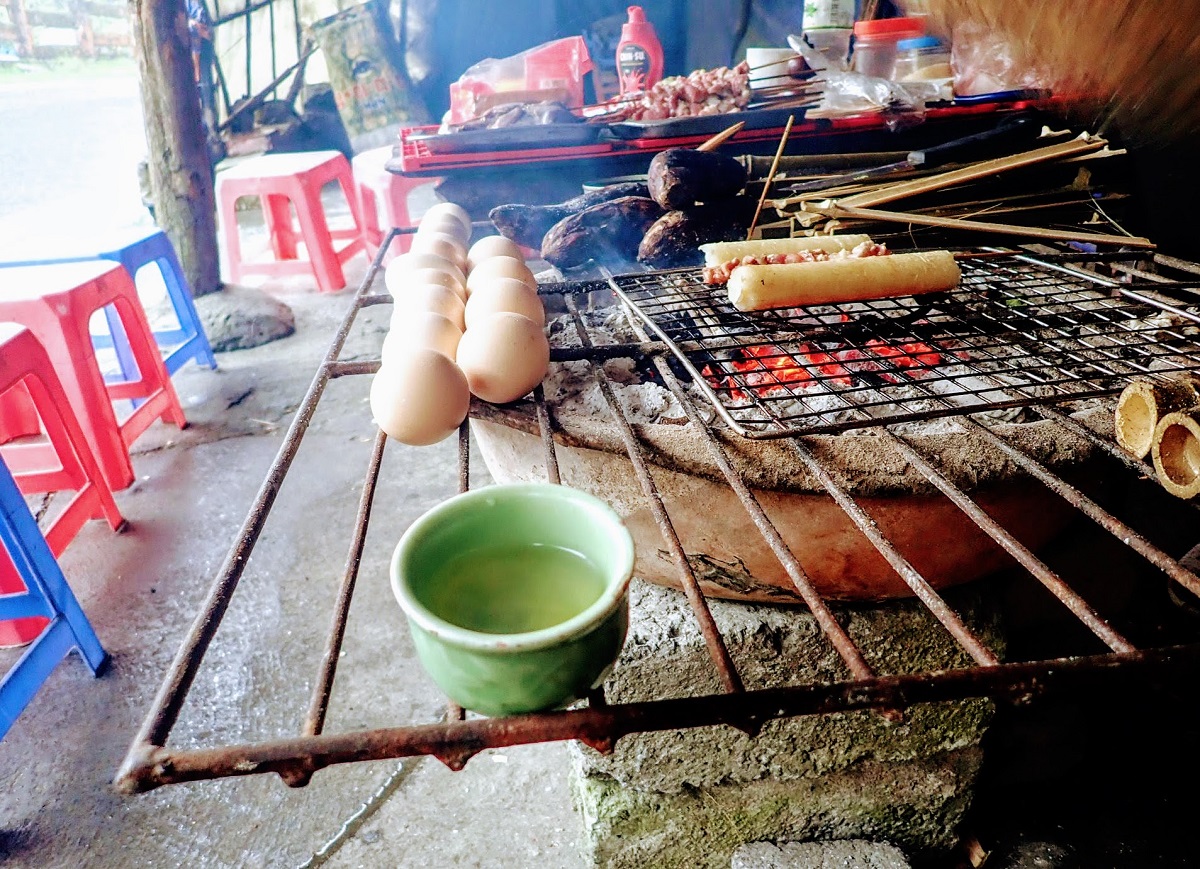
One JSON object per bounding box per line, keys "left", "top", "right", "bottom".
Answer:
{"left": 456, "top": 311, "right": 550, "bottom": 404}
{"left": 392, "top": 282, "right": 466, "bottom": 331}
{"left": 464, "top": 277, "right": 545, "bottom": 330}
{"left": 385, "top": 252, "right": 466, "bottom": 296}
{"left": 466, "top": 235, "right": 524, "bottom": 271}
{"left": 415, "top": 213, "right": 465, "bottom": 247}
{"left": 465, "top": 255, "right": 537, "bottom": 297}
{"left": 370, "top": 349, "right": 470, "bottom": 446}
{"left": 409, "top": 230, "right": 467, "bottom": 271}
{"left": 402, "top": 266, "right": 466, "bottom": 302}
{"left": 422, "top": 202, "right": 472, "bottom": 239}
{"left": 382, "top": 310, "right": 462, "bottom": 365}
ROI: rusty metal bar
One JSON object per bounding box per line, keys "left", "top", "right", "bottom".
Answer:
{"left": 113, "top": 644, "right": 1200, "bottom": 793}
{"left": 289, "top": 429, "right": 391, "bottom": 788}
{"left": 563, "top": 294, "right": 745, "bottom": 695}
{"left": 117, "top": 233, "right": 394, "bottom": 779}
{"left": 532, "top": 385, "right": 561, "bottom": 485}
{"left": 965, "top": 419, "right": 1200, "bottom": 600}
{"left": 882, "top": 429, "right": 1136, "bottom": 653}
{"left": 649, "top": 355, "right": 877, "bottom": 681}
{"left": 785, "top": 438, "right": 1001, "bottom": 666}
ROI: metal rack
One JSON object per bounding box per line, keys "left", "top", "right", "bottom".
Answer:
{"left": 116, "top": 232, "right": 1200, "bottom": 795}
{"left": 610, "top": 251, "right": 1200, "bottom": 437}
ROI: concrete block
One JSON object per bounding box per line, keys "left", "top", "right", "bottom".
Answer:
{"left": 570, "top": 580, "right": 1003, "bottom": 866}
{"left": 732, "top": 839, "right": 912, "bottom": 868}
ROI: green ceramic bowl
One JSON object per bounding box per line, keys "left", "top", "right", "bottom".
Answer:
{"left": 391, "top": 483, "right": 635, "bottom": 716}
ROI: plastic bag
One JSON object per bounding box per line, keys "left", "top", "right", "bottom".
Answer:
{"left": 950, "top": 20, "right": 1048, "bottom": 97}
{"left": 444, "top": 36, "right": 594, "bottom": 126}
{"left": 791, "top": 34, "right": 944, "bottom": 124}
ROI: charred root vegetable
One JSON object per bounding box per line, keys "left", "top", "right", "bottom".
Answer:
{"left": 647, "top": 148, "right": 748, "bottom": 211}
{"left": 637, "top": 201, "right": 756, "bottom": 269}
{"left": 541, "top": 196, "right": 665, "bottom": 271}
{"left": 488, "top": 182, "right": 649, "bottom": 250}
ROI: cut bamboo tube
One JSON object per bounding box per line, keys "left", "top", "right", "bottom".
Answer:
{"left": 1115, "top": 376, "right": 1200, "bottom": 459}
{"left": 1152, "top": 408, "right": 1200, "bottom": 499}
{"left": 803, "top": 204, "right": 1155, "bottom": 248}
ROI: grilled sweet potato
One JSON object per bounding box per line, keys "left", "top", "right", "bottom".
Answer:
{"left": 540, "top": 196, "right": 665, "bottom": 271}
{"left": 488, "top": 181, "right": 650, "bottom": 250}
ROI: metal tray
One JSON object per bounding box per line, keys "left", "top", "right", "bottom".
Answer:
{"left": 407, "top": 121, "right": 605, "bottom": 154}
{"left": 605, "top": 105, "right": 809, "bottom": 140}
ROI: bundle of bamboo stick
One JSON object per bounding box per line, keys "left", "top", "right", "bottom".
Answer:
{"left": 913, "top": 0, "right": 1200, "bottom": 140}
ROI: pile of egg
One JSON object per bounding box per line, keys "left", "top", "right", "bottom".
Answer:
{"left": 371, "top": 202, "right": 551, "bottom": 446}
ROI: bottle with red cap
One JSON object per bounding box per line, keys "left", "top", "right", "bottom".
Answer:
{"left": 616, "top": 6, "right": 664, "bottom": 96}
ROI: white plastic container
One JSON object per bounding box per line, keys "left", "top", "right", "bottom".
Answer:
{"left": 746, "top": 46, "right": 798, "bottom": 89}
{"left": 803, "top": 28, "right": 853, "bottom": 70}
{"left": 851, "top": 17, "right": 924, "bottom": 80}
{"left": 893, "top": 35, "right": 952, "bottom": 81}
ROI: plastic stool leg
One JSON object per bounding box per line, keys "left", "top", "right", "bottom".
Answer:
{"left": 148, "top": 245, "right": 217, "bottom": 372}
{"left": 264, "top": 193, "right": 299, "bottom": 260}
{"left": 106, "top": 295, "right": 188, "bottom": 432}
{"left": 1, "top": 459, "right": 107, "bottom": 738}
{"left": 218, "top": 186, "right": 246, "bottom": 285}
{"left": 99, "top": 303, "right": 140, "bottom": 384}
{"left": 296, "top": 185, "right": 345, "bottom": 292}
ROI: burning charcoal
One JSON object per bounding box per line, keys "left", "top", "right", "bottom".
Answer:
{"left": 647, "top": 148, "right": 748, "bottom": 211}
{"left": 489, "top": 181, "right": 650, "bottom": 250}
{"left": 541, "top": 196, "right": 665, "bottom": 271}
{"left": 637, "top": 201, "right": 755, "bottom": 269}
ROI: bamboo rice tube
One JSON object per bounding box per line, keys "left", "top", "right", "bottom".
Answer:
{"left": 1152, "top": 409, "right": 1200, "bottom": 499}
{"left": 727, "top": 250, "right": 960, "bottom": 312}
{"left": 700, "top": 234, "right": 872, "bottom": 268}
{"left": 1114, "top": 376, "right": 1200, "bottom": 459}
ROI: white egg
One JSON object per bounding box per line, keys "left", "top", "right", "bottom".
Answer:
{"left": 465, "top": 255, "right": 537, "bottom": 297}
{"left": 467, "top": 235, "right": 524, "bottom": 271}
{"left": 370, "top": 349, "right": 470, "bottom": 446}
{"left": 403, "top": 266, "right": 467, "bottom": 302}
{"left": 409, "top": 231, "right": 467, "bottom": 271}
{"left": 456, "top": 312, "right": 550, "bottom": 404}
{"left": 417, "top": 213, "right": 471, "bottom": 247}
{"left": 422, "top": 202, "right": 472, "bottom": 239}
{"left": 384, "top": 251, "right": 466, "bottom": 296}
{"left": 392, "top": 282, "right": 466, "bottom": 331}
{"left": 382, "top": 310, "right": 462, "bottom": 365}
{"left": 464, "top": 277, "right": 545, "bottom": 329}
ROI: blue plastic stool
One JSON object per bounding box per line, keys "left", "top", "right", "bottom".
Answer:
{"left": 1, "top": 227, "right": 218, "bottom": 381}
{"left": 0, "top": 456, "right": 108, "bottom": 741}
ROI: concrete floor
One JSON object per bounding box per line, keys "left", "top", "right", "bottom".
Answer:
{"left": 0, "top": 255, "right": 590, "bottom": 868}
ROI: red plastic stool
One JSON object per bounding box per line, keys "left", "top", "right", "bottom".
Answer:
{"left": 351, "top": 147, "right": 441, "bottom": 263}
{"left": 1, "top": 324, "right": 126, "bottom": 646}
{"left": 0, "top": 260, "right": 188, "bottom": 492}
{"left": 217, "top": 150, "right": 367, "bottom": 292}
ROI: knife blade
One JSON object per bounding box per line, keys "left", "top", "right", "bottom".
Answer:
{"left": 777, "top": 113, "right": 1044, "bottom": 195}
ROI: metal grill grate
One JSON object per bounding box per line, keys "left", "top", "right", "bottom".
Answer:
{"left": 114, "top": 233, "right": 1200, "bottom": 797}
{"left": 608, "top": 252, "right": 1200, "bottom": 438}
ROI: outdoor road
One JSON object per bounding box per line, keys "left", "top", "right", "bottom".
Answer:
{"left": 0, "top": 68, "right": 150, "bottom": 252}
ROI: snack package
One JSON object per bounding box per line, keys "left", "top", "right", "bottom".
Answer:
{"left": 446, "top": 36, "right": 594, "bottom": 125}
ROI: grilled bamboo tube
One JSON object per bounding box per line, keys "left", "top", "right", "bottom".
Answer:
{"left": 1114, "top": 375, "right": 1200, "bottom": 459}
{"left": 1151, "top": 408, "right": 1200, "bottom": 499}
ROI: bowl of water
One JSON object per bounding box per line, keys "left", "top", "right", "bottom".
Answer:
{"left": 391, "top": 483, "right": 634, "bottom": 716}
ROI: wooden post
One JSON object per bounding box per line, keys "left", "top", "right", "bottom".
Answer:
{"left": 7, "top": 0, "right": 34, "bottom": 56}
{"left": 129, "top": 0, "right": 221, "bottom": 296}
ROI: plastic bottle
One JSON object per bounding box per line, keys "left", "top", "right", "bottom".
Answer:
{"left": 616, "top": 6, "right": 664, "bottom": 96}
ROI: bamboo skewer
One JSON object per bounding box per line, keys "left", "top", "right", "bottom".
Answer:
{"left": 696, "top": 121, "right": 745, "bottom": 152}
{"left": 747, "top": 114, "right": 795, "bottom": 240}
{"left": 805, "top": 203, "right": 1155, "bottom": 248}
{"left": 788, "top": 135, "right": 1109, "bottom": 226}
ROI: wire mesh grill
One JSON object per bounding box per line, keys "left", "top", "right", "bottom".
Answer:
{"left": 608, "top": 252, "right": 1200, "bottom": 438}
